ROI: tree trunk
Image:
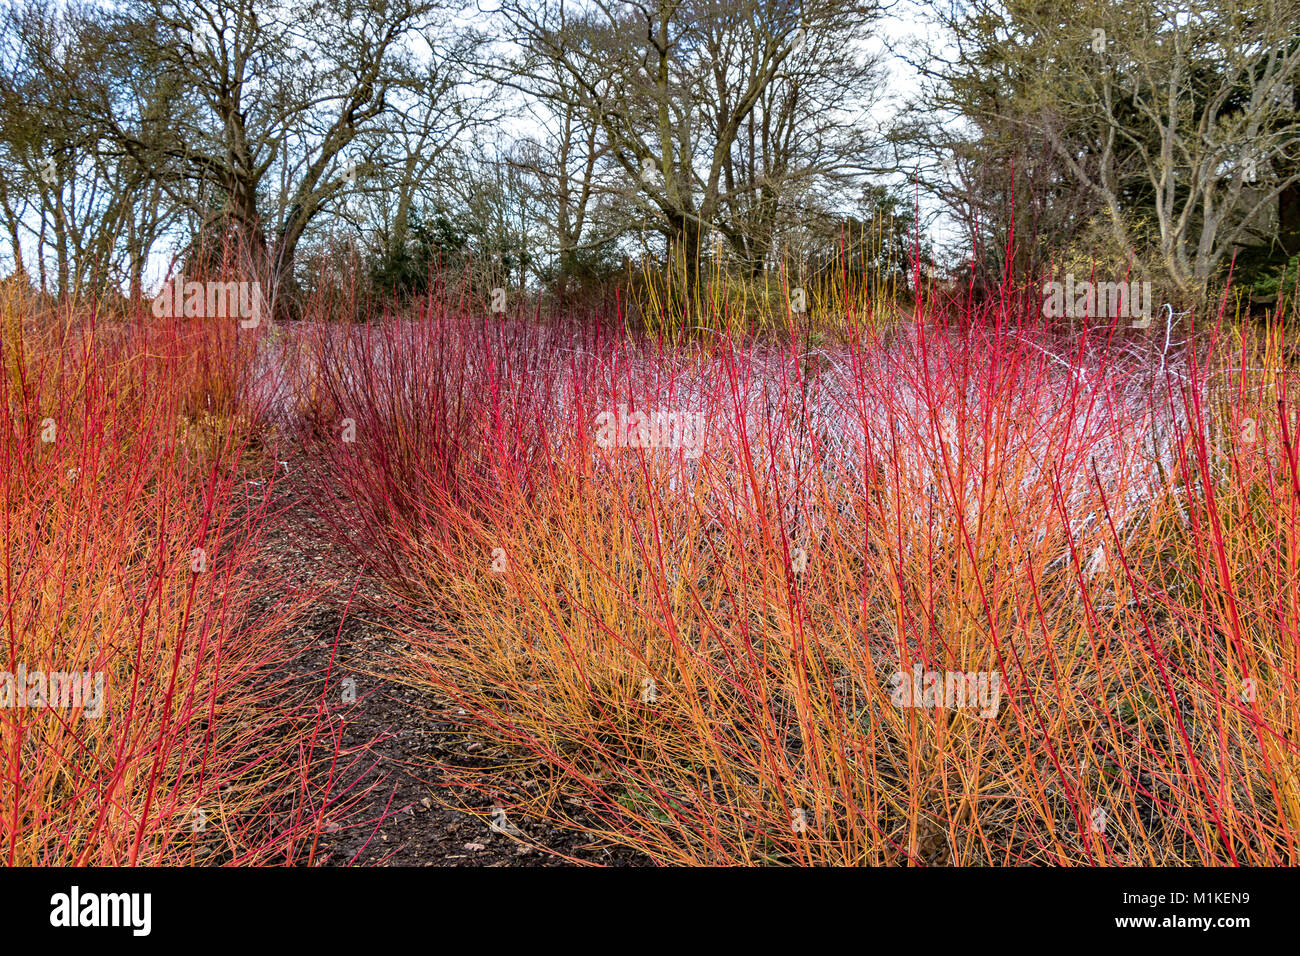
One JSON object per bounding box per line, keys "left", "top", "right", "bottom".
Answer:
{"left": 669, "top": 213, "right": 701, "bottom": 319}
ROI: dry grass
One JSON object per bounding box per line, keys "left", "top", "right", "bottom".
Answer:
{"left": 305, "top": 286, "right": 1300, "bottom": 865}
{"left": 1, "top": 295, "right": 359, "bottom": 865}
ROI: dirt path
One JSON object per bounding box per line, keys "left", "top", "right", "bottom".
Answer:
{"left": 250, "top": 451, "right": 644, "bottom": 867}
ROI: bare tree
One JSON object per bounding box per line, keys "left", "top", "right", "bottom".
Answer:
{"left": 493, "top": 0, "right": 883, "bottom": 311}
{"left": 53, "top": 0, "right": 448, "bottom": 306}
{"left": 906, "top": 0, "right": 1300, "bottom": 304}
{"left": 0, "top": 0, "right": 180, "bottom": 299}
